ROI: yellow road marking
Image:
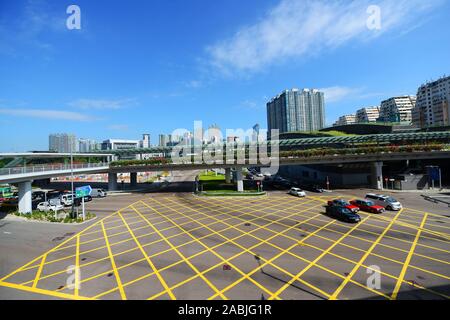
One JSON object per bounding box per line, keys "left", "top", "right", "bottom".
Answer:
{"left": 95, "top": 199, "right": 320, "bottom": 299}
{"left": 391, "top": 213, "right": 428, "bottom": 300}
{"left": 269, "top": 216, "right": 371, "bottom": 300}
{"left": 173, "top": 197, "right": 336, "bottom": 299}
{"left": 26, "top": 194, "right": 301, "bottom": 272}
{"left": 47, "top": 197, "right": 311, "bottom": 292}
{"left": 194, "top": 196, "right": 444, "bottom": 299}
{"left": 118, "top": 211, "right": 175, "bottom": 300}
{"left": 101, "top": 221, "right": 127, "bottom": 300}
{"left": 75, "top": 234, "right": 80, "bottom": 296}
{"left": 145, "top": 198, "right": 281, "bottom": 299}
{"left": 0, "top": 281, "right": 93, "bottom": 300}
{"left": 130, "top": 205, "right": 227, "bottom": 300}
{"left": 32, "top": 254, "right": 47, "bottom": 288}
{"left": 329, "top": 209, "right": 404, "bottom": 300}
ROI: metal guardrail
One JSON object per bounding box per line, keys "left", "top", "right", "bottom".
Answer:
{"left": 0, "top": 162, "right": 109, "bottom": 176}
{"left": 421, "top": 195, "right": 450, "bottom": 207}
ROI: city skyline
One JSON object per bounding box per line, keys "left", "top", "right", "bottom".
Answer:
{"left": 1, "top": 0, "right": 450, "bottom": 152}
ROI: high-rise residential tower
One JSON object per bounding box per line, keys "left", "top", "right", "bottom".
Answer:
{"left": 267, "top": 88, "right": 325, "bottom": 134}
{"left": 413, "top": 75, "right": 450, "bottom": 128}
{"left": 355, "top": 106, "right": 380, "bottom": 123}
{"left": 49, "top": 133, "right": 78, "bottom": 153}
{"left": 378, "top": 96, "right": 416, "bottom": 123}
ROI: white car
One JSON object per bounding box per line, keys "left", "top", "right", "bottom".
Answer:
{"left": 288, "top": 187, "right": 306, "bottom": 197}
{"left": 37, "top": 202, "right": 64, "bottom": 212}
{"left": 365, "top": 193, "right": 403, "bottom": 211}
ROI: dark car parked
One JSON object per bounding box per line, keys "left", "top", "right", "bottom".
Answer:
{"left": 325, "top": 206, "right": 361, "bottom": 223}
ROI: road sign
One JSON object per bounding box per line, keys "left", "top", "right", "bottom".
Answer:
{"left": 75, "top": 185, "right": 92, "bottom": 198}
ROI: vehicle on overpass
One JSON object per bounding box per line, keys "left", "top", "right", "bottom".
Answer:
{"left": 327, "top": 199, "right": 360, "bottom": 213}
{"left": 350, "top": 199, "right": 385, "bottom": 214}
{"left": 325, "top": 205, "right": 361, "bottom": 223}
{"left": 365, "top": 193, "right": 403, "bottom": 211}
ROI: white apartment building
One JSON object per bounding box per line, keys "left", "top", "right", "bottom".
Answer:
{"left": 355, "top": 106, "right": 380, "bottom": 123}
{"left": 333, "top": 114, "right": 356, "bottom": 126}
{"left": 379, "top": 96, "right": 416, "bottom": 124}
{"left": 413, "top": 76, "right": 450, "bottom": 128}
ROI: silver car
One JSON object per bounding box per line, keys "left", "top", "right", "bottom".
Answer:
{"left": 365, "top": 193, "right": 402, "bottom": 211}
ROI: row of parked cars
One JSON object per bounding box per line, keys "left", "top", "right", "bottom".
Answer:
{"left": 325, "top": 194, "right": 403, "bottom": 223}
{"left": 35, "top": 188, "right": 107, "bottom": 213}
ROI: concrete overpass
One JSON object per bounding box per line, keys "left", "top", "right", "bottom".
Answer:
{"left": 0, "top": 153, "right": 111, "bottom": 214}
{"left": 2, "top": 149, "right": 449, "bottom": 214}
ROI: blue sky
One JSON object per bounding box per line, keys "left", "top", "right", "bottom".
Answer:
{"left": 0, "top": 0, "right": 449, "bottom": 151}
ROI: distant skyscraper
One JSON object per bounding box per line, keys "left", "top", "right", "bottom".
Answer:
{"left": 413, "top": 75, "right": 450, "bottom": 128}
{"left": 267, "top": 88, "right": 325, "bottom": 134}
{"left": 78, "top": 138, "right": 98, "bottom": 153}
{"left": 159, "top": 134, "right": 167, "bottom": 147}
{"left": 378, "top": 96, "right": 416, "bottom": 123}
{"left": 141, "top": 134, "right": 150, "bottom": 148}
{"left": 355, "top": 106, "right": 380, "bottom": 123}
{"left": 49, "top": 133, "right": 78, "bottom": 153}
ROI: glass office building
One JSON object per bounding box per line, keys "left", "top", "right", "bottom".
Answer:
{"left": 267, "top": 88, "right": 325, "bottom": 134}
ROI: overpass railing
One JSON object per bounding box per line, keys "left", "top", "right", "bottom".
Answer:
{"left": 0, "top": 162, "right": 109, "bottom": 176}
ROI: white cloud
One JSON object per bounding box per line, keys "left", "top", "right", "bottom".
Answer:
{"left": 320, "top": 86, "right": 362, "bottom": 103}
{"left": 207, "top": 0, "right": 443, "bottom": 75}
{"left": 68, "top": 98, "right": 137, "bottom": 110}
{"left": 0, "top": 108, "right": 91, "bottom": 121}
{"left": 184, "top": 80, "right": 203, "bottom": 89}
{"left": 108, "top": 124, "right": 129, "bottom": 131}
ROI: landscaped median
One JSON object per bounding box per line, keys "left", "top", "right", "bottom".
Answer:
{"left": 197, "top": 170, "right": 265, "bottom": 196}
{"left": 198, "top": 190, "right": 266, "bottom": 197}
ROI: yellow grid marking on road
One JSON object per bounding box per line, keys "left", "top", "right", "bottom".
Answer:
{"left": 101, "top": 220, "right": 127, "bottom": 300}
{"left": 2, "top": 194, "right": 449, "bottom": 300}
{"left": 47, "top": 196, "right": 308, "bottom": 292}
{"left": 269, "top": 215, "right": 372, "bottom": 300}
{"left": 145, "top": 198, "right": 281, "bottom": 300}
{"left": 167, "top": 196, "right": 338, "bottom": 299}
{"left": 130, "top": 204, "right": 227, "bottom": 300}
{"left": 95, "top": 199, "right": 320, "bottom": 299}
{"left": 391, "top": 213, "right": 428, "bottom": 300}
{"left": 315, "top": 195, "right": 450, "bottom": 254}
{"left": 329, "top": 209, "right": 404, "bottom": 300}
{"left": 198, "top": 195, "right": 450, "bottom": 297}
{"left": 118, "top": 211, "right": 175, "bottom": 300}
{"left": 207, "top": 197, "right": 393, "bottom": 300}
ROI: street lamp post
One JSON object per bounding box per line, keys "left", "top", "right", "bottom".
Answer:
{"left": 70, "top": 148, "right": 75, "bottom": 219}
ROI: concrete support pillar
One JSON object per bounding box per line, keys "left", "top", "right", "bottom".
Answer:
{"left": 225, "top": 168, "right": 232, "bottom": 184}
{"left": 371, "top": 161, "right": 384, "bottom": 190}
{"left": 130, "top": 172, "right": 137, "bottom": 187}
{"left": 235, "top": 168, "right": 244, "bottom": 192}
{"left": 18, "top": 181, "right": 32, "bottom": 214}
{"left": 108, "top": 172, "right": 118, "bottom": 191}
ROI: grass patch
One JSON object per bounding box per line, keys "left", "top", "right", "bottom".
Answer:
{"left": 199, "top": 171, "right": 226, "bottom": 182}
{"left": 10, "top": 210, "right": 96, "bottom": 223}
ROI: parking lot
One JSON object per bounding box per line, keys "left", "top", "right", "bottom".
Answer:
{"left": 0, "top": 192, "right": 449, "bottom": 300}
